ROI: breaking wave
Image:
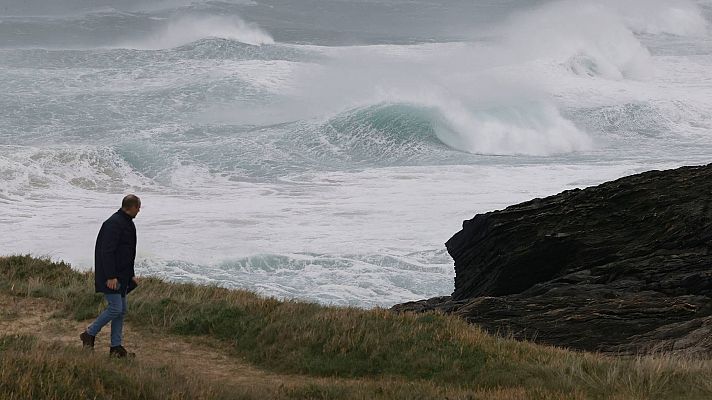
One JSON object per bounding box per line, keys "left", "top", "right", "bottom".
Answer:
{"left": 321, "top": 102, "right": 592, "bottom": 157}
{"left": 0, "top": 146, "right": 153, "bottom": 198}
{"left": 119, "top": 15, "right": 274, "bottom": 49}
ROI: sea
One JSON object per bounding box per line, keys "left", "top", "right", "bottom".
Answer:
{"left": 1, "top": 0, "right": 711, "bottom": 307}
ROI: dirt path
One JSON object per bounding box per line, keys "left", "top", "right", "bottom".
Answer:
{"left": 0, "top": 293, "right": 339, "bottom": 392}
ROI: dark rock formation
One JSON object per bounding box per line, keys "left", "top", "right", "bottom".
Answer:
{"left": 393, "top": 164, "right": 712, "bottom": 356}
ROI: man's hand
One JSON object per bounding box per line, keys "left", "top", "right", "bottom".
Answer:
{"left": 107, "top": 278, "right": 118, "bottom": 290}
{"left": 131, "top": 276, "right": 139, "bottom": 286}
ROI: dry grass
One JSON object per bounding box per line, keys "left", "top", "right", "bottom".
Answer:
{"left": 1, "top": 255, "right": 711, "bottom": 399}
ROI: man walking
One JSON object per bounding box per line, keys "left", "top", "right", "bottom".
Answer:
{"left": 80, "top": 194, "right": 141, "bottom": 358}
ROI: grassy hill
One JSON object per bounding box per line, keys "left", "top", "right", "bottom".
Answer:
{"left": 1, "top": 255, "right": 711, "bottom": 399}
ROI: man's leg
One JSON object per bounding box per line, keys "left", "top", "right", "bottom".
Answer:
{"left": 85, "top": 294, "right": 123, "bottom": 341}
{"left": 108, "top": 295, "right": 135, "bottom": 358}
{"left": 109, "top": 295, "right": 128, "bottom": 347}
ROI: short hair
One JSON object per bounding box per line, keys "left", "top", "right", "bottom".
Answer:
{"left": 122, "top": 194, "right": 141, "bottom": 209}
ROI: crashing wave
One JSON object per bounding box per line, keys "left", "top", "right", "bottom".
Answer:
{"left": 119, "top": 14, "right": 274, "bottom": 49}
{"left": 0, "top": 145, "right": 153, "bottom": 197}
{"left": 317, "top": 101, "right": 592, "bottom": 159}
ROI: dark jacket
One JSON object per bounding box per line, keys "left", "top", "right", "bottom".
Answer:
{"left": 95, "top": 209, "right": 137, "bottom": 296}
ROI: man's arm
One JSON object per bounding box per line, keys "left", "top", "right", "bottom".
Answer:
{"left": 126, "top": 276, "right": 139, "bottom": 293}
{"left": 99, "top": 220, "right": 122, "bottom": 287}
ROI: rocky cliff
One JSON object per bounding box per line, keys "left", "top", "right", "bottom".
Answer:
{"left": 393, "top": 164, "right": 712, "bottom": 356}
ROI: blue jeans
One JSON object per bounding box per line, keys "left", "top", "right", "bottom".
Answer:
{"left": 86, "top": 294, "right": 127, "bottom": 347}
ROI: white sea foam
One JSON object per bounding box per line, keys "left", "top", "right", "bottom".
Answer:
{"left": 2, "top": 162, "right": 680, "bottom": 306}
{"left": 433, "top": 101, "right": 592, "bottom": 156}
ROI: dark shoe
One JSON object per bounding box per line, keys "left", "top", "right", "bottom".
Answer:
{"left": 80, "top": 331, "right": 95, "bottom": 349}
{"left": 109, "top": 345, "right": 136, "bottom": 359}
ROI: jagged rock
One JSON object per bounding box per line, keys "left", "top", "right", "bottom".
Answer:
{"left": 392, "top": 164, "right": 712, "bottom": 355}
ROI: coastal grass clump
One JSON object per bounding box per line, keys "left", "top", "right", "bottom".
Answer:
{"left": 2, "top": 255, "right": 712, "bottom": 399}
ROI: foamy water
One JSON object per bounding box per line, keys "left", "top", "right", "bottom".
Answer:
{"left": 1, "top": 0, "right": 711, "bottom": 307}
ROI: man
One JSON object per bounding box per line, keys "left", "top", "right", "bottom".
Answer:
{"left": 80, "top": 194, "right": 141, "bottom": 358}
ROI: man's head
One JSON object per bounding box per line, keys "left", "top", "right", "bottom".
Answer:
{"left": 121, "top": 194, "right": 141, "bottom": 218}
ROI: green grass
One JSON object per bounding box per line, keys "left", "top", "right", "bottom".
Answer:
{"left": 0, "top": 333, "right": 579, "bottom": 400}
{"left": 2, "top": 255, "right": 712, "bottom": 399}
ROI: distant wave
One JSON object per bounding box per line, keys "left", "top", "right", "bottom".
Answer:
{"left": 125, "top": 0, "right": 258, "bottom": 14}
{"left": 0, "top": 0, "right": 257, "bottom": 18}
{"left": 199, "top": 100, "right": 595, "bottom": 171}
{"left": 0, "top": 11, "right": 273, "bottom": 49}
{"left": 163, "top": 101, "right": 593, "bottom": 179}
{"left": 119, "top": 14, "right": 274, "bottom": 49}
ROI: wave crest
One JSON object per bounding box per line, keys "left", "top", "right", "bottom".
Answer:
{"left": 318, "top": 104, "right": 446, "bottom": 162}
{"left": 433, "top": 101, "right": 593, "bottom": 156}
{"left": 0, "top": 146, "right": 152, "bottom": 197}
{"left": 320, "top": 101, "right": 592, "bottom": 158}
{"left": 122, "top": 15, "right": 274, "bottom": 49}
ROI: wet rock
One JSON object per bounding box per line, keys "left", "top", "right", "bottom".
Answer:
{"left": 392, "top": 164, "right": 712, "bottom": 355}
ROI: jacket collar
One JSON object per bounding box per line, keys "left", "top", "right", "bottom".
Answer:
{"left": 117, "top": 209, "right": 134, "bottom": 220}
